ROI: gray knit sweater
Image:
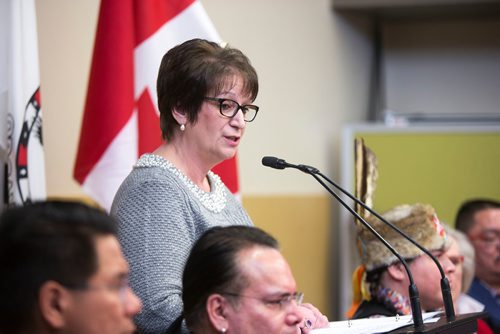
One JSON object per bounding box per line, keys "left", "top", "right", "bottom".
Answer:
{"left": 111, "top": 154, "right": 252, "bottom": 334}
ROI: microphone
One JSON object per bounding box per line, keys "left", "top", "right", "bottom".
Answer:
{"left": 262, "top": 156, "right": 425, "bottom": 329}
{"left": 262, "top": 156, "right": 457, "bottom": 322}
{"left": 262, "top": 156, "right": 319, "bottom": 174}
{"left": 261, "top": 156, "right": 289, "bottom": 170}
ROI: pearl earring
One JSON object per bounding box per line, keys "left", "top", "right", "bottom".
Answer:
{"left": 220, "top": 328, "right": 226, "bottom": 333}
{"left": 180, "top": 124, "right": 185, "bottom": 131}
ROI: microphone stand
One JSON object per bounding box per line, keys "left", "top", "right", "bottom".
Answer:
{"left": 310, "top": 170, "right": 486, "bottom": 334}
{"left": 289, "top": 161, "right": 456, "bottom": 320}
{"left": 306, "top": 171, "right": 425, "bottom": 330}
{"left": 312, "top": 169, "right": 456, "bottom": 322}
{"left": 262, "top": 156, "right": 485, "bottom": 334}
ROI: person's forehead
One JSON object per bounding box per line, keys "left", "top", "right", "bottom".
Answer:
{"left": 473, "top": 208, "right": 500, "bottom": 230}
{"left": 237, "top": 246, "right": 295, "bottom": 292}
{"left": 212, "top": 74, "right": 252, "bottom": 98}
{"left": 446, "top": 239, "right": 460, "bottom": 255}
{"left": 410, "top": 253, "right": 439, "bottom": 270}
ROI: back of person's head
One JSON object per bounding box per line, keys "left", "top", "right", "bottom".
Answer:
{"left": 157, "top": 38, "right": 259, "bottom": 141}
{"left": 182, "top": 225, "right": 278, "bottom": 332}
{"left": 455, "top": 198, "right": 500, "bottom": 233}
{"left": 0, "top": 200, "right": 117, "bottom": 333}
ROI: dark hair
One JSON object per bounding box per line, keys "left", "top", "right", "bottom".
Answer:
{"left": 182, "top": 225, "right": 278, "bottom": 331}
{"left": 0, "top": 200, "right": 117, "bottom": 332}
{"left": 157, "top": 38, "right": 259, "bottom": 141}
{"left": 455, "top": 198, "right": 500, "bottom": 233}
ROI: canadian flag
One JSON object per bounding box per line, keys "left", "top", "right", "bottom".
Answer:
{"left": 74, "top": 0, "right": 240, "bottom": 211}
{"left": 0, "top": 0, "right": 46, "bottom": 206}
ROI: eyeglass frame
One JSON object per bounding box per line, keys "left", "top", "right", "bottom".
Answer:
{"left": 469, "top": 229, "right": 500, "bottom": 247}
{"left": 62, "top": 278, "right": 131, "bottom": 305}
{"left": 220, "top": 291, "right": 304, "bottom": 310}
{"left": 204, "top": 97, "right": 259, "bottom": 122}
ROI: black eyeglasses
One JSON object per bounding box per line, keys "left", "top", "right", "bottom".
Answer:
{"left": 63, "top": 279, "right": 131, "bottom": 306}
{"left": 204, "top": 97, "right": 259, "bottom": 122}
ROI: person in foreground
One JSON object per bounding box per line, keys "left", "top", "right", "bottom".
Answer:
{"left": 168, "top": 225, "right": 328, "bottom": 334}
{"left": 455, "top": 199, "right": 500, "bottom": 333}
{"left": 348, "top": 203, "right": 457, "bottom": 318}
{"left": 111, "top": 38, "right": 328, "bottom": 333}
{"left": 0, "top": 200, "right": 142, "bottom": 334}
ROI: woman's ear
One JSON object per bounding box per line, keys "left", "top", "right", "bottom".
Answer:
{"left": 172, "top": 108, "right": 188, "bottom": 126}
{"left": 38, "top": 281, "right": 71, "bottom": 329}
{"left": 206, "top": 294, "right": 229, "bottom": 332}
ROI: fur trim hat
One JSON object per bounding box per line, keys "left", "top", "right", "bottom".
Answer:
{"left": 356, "top": 203, "right": 449, "bottom": 271}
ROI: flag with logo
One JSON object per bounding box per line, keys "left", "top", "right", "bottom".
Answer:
{"left": 74, "top": 0, "right": 240, "bottom": 211}
{"left": 0, "top": 0, "right": 46, "bottom": 206}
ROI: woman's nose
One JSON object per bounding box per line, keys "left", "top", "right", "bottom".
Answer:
{"left": 230, "top": 108, "right": 246, "bottom": 128}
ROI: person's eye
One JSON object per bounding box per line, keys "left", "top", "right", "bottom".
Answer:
{"left": 265, "top": 299, "right": 284, "bottom": 307}
{"left": 432, "top": 252, "right": 444, "bottom": 259}
{"left": 220, "top": 100, "right": 234, "bottom": 111}
{"left": 241, "top": 107, "right": 249, "bottom": 115}
{"left": 482, "top": 233, "right": 496, "bottom": 242}
{"left": 110, "top": 279, "right": 128, "bottom": 292}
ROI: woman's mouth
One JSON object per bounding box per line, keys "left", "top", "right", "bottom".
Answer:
{"left": 225, "top": 136, "right": 240, "bottom": 143}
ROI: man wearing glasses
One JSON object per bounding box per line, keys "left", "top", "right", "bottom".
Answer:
{"left": 456, "top": 199, "right": 500, "bottom": 333}
{"left": 168, "top": 225, "right": 329, "bottom": 334}
{"left": 0, "top": 200, "right": 142, "bottom": 334}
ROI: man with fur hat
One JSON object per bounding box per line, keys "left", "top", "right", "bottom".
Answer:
{"left": 349, "top": 203, "right": 457, "bottom": 319}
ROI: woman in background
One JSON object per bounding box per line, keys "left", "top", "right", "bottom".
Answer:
{"left": 444, "top": 226, "right": 493, "bottom": 334}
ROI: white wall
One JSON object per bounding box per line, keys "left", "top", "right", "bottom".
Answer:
{"left": 37, "top": 0, "right": 100, "bottom": 198}
{"left": 382, "top": 18, "right": 500, "bottom": 119}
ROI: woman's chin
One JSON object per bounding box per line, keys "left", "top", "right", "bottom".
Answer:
{"left": 218, "top": 149, "right": 238, "bottom": 163}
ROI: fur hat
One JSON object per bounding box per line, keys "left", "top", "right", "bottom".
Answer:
{"left": 356, "top": 203, "right": 449, "bottom": 271}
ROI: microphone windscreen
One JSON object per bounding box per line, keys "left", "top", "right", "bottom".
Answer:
{"left": 262, "top": 156, "right": 284, "bottom": 169}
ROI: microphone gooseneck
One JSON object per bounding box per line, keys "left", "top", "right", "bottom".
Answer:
{"left": 314, "top": 170, "right": 455, "bottom": 322}
{"left": 262, "top": 156, "right": 425, "bottom": 329}
{"left": 262, "top": 155, "right": 455, "bottom": 322}
{"left": 262, "top": 156, "right": 320, "bottom": 174}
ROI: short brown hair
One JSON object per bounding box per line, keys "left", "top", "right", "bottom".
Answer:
{"left": 156, "top": 39, "right": 259, "bottom": 141}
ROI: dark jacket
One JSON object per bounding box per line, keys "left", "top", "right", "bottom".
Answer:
{"left": 352, "top": 299, "right": 397, "bottom": 319}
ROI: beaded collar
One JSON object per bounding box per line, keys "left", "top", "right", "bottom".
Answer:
{"left": 135, "top": 154, "right": 227, "bottom": 213}
{"left": 373, "top": 285, "right": 411, "bottom": 315}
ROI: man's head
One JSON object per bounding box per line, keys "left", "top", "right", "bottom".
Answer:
{"left": 358, "top": 203, "right": 456, "bottom": 311}
{"left": 0, "top": 200, "right": 142, "bottom": 334}
{"left": 455, "top": 199, "right": 500, "bottom": 286}
{"left": 182, "top": 225, "right": 303, "bottom": 334}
